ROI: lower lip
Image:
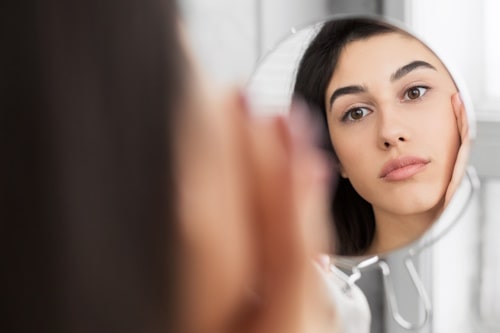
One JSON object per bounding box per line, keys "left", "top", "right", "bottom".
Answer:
{"left": 381, "top": 163, "right": 428, "bottom": 181}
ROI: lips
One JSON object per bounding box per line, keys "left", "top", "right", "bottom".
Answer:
{"left": 379, "top": 156, "right": 430, "bottom": 181}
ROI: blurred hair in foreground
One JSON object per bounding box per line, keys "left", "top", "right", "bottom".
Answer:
{"left": 2, "top": 1, "right": 184, "bottom": 332}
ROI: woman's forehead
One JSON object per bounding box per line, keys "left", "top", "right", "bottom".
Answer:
{"left": 344, "top": 33, "right": 437, "bottom": 65}
{"left": 330, "top": 33, "right": 449, "bottom": 86}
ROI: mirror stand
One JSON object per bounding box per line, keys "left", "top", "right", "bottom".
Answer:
{"left": 379, "top": 258, "right": 430, "bottom": 330}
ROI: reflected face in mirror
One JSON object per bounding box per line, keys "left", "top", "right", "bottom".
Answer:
{"left": 327, "top": 33, "right": 460, "bottom": 254}
{"left": 294, "top": 19, "right": 466, "bottom": 256}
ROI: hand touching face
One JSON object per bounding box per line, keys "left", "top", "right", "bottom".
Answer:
{"left": 325, "top": 33, "right": 460, "bottom": 223}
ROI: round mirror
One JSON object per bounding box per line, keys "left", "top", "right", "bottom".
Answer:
{"left": 247, "top": 15, "right": 475, "bottom": 260}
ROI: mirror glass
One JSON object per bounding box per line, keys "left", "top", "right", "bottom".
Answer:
{"left": 247, "top": 15, "right": 474, "bottom": 259}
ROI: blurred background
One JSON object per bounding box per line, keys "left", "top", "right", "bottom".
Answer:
{"left": 178, "top": 0, "right": 499, "bottom": 332}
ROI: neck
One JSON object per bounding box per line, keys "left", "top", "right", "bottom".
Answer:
{"left": 367, "top": 204, "right": 443, "bottom": 255}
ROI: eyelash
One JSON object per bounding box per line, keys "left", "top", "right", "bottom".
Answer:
{"left": 339, "top": 85, "right": 431, "bottom": 123}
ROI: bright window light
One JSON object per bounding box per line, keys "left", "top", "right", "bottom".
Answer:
{"left": 484, "top": 0, "right": 500, "bottom": 99}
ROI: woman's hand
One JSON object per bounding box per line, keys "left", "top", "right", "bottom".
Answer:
{"left": 445, "top": 92, "right": 471, "bottom": 206}
{"left": 223, "top": 98, "right": 338, "bottom": 333}
{"left": 178, "top": 87, "right": 338, "bottom": 333}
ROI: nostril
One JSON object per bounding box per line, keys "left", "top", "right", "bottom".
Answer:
{"left": 398, "top": 137, "right": 405, "bottom": 142}
{"left": 384, "top": 141, "right": 390, "bottom": 148}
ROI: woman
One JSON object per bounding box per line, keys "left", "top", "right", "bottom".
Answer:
{"left": 2, "top": 1, "right": 338, "bottom": 332}
{"left": 294, "top": 18, "right": 468, "bottom": 256}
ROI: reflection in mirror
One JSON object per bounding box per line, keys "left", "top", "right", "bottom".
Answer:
{"left": 248, "top": 16, "right": 473, "bottom": 258}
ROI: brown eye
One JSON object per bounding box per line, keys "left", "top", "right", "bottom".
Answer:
{"left": 404, "top": 86, "right": 429, "bottom": 100}
{"left": 343, "top": 107, "right": 371, "bottom": 122}
{"left": 350, "top": 109, "right": 364, "bottom": 119}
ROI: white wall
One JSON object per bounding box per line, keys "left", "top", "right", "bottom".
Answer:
{"left": 179, "top": 0, "right": 258, "bottom": 84}
{"left": 179, "top": 0, "right": 330, "bottom": 84}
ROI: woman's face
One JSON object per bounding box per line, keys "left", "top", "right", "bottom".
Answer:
{"left": 325, "top": 32, "right": 460, "bottom": 220}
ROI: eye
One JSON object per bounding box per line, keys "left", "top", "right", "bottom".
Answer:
{"left": 342, "top": 107, "right": 371, "bottom": 122}
{"left": 403, "top": 86, "right": 429, "bottom": 101}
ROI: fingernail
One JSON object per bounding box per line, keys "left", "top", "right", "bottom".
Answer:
{"left": 453, "top": 91, "right": 463, "bottom": 107}
{"left": 316, "top": 254, "right": 331, "bottom": 270}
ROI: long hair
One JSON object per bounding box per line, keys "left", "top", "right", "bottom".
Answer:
{"left": 293, "top": 18, "right": 396, "bottom": 255}
{"left": 1, "top": 1, "right": 184, "bottom": 332}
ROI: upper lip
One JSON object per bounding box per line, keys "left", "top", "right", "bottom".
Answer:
{"left": 379, "top": 155, "right": 430, "bottom": 179}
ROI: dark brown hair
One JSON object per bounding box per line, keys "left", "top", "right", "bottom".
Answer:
{"left": 2, "top": 0, "right": 184, "bottom": 332}
{"left": 293, "top": 18, "right": 396, "bottom": 255}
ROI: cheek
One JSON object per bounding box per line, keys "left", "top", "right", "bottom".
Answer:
{"left": 419, "top": 100, "right": 460, "bottom": 165}
{"left": 330, "top": 128, "right": 374, "bottom": 179}
{"left": 330, "top": 130, "right": 382, "bottom": 203}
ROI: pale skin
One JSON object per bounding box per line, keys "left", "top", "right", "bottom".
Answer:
{"left": 324, "top": 32, "right": 466, "bottom": 254}
{"left": 176, "top": 23, "right": 338, "bottom": 333}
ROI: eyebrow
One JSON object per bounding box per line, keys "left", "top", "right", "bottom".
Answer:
{"left": 328, "top": 60, "right": 437, "bottom": 109}
{"left": 328, "top": 85, "right": 366, "bottom": 109}
{"left": 390, "top": 60, "right": 436, "bottom": 82}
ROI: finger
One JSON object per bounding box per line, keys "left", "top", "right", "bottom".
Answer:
{"left": 289, "top": 103, "right": 334, "bottom": 257}
{"left": 445, "top": 92, "right": 471, "bottom": 205}
{"left": 241, "top": 116, "right": 305, "bottom": 333}
{"left": 451, "top": 92, "right": 470, "bottom": 142}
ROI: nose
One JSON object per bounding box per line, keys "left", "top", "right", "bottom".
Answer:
{"left": 377, "top": 109, "right": 409, "bottom": 150}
